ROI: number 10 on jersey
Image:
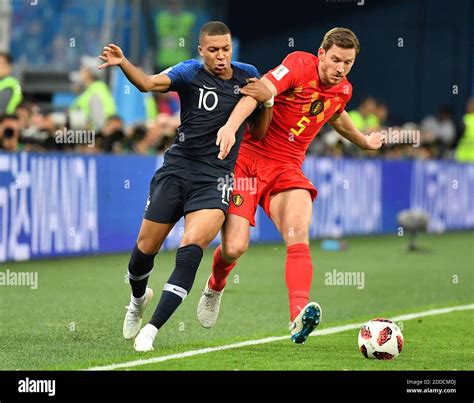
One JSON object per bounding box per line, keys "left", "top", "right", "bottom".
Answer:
{"left": 198, "top": 88, "right": 218, "bottom": 111}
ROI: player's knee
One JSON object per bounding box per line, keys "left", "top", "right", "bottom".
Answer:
{"left": 136, "top": 236, "right": 160, "bottom": 255}
{"left": 282, "top": 221, "right": 310, "bottom": 245}
{"left": 181, "top": 233, "right": 214, "bottom": 250}
{"left": 222, "top": 239, "right": 248, "bottom": 260}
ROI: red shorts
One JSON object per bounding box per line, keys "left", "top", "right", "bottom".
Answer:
{"left": 228, "top": 151, "right": 318, "bottom": 226}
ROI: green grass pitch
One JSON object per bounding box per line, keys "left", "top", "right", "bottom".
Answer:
{"left": 0, "top": 232, "right": 472, "bottom": 370}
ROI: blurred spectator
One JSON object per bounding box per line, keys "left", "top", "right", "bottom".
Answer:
{"left": 455, "top": 98, "right": 474, "bottom": 163}
{"left": 154, "top": 0, "right": 196, "bottom": 72}
{"left": 69, "top": 55, "right": 117, "bottom": 130}
{"left": 97, "top": 115, "right": 126, "bottom": 153}
{"left": 128, "top": 125, "right": 151, "bottom": 154}
{"left": 0, "top": 52, "right": 23, "bottom": 115}
{"left": 15, "top": 101, "right": 32, "bottom": 132}
{"left": 21, "top": 108, "right": 63, "bottom": 152}
{"left": 421, "top": 106, "right": 456, "bottom": 150}
{"left": 374, "top": 100, "right": 388, "bottom": 129}
{"left": 348, "top": 96, "right": 379, "bottom": 133}
{"left": 154, "top": 91, "right": 180, "bottom": 116}
{"left": 0, "top": 114, "right": 21, "bottom": 152}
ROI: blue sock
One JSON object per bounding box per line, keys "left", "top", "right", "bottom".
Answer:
{"left": 128, "top": 244, "right": 157, "bottom": 298}
{"left": 149, "top": 244, "right": 203, "bottom": 329}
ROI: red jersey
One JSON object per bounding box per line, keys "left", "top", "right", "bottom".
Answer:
{"left": 240, "top": 51, "right": 353, "bottom": 166}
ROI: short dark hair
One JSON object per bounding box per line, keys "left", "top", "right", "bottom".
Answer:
{"left": 199, "top": 21, "right": 231, "bottom": 43}
{"left": 360, "top": 96, "right": 376, "bottom": 105}
{"left": 321, "top": 27, "right": 360, "bottom": 55}
{"left": 0, "top": 52, "right": 13, "bottom": 65}
{"left": 106, "top": 114, "right": 123, "bottom": 123}
{"left": 0, "top": 114, "right": 19, "bottom": 124}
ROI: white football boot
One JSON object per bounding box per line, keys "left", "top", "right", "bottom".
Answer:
{"left": 289, "top": 302, "right": 322, "bottom": 344}
{"left": 134, "top": 323, "right": 158, "bottom": 352}
{"left": 197, "top": 277, "right": 224, "bottom": 329}
{"left": 123, "top": 288, "right": 154, "bottom": 340}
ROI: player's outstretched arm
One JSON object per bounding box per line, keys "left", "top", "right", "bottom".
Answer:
{"left": 98, "top": 44, "right": 171, "bottom": 93}
{"left": 329, "top": 110, "right": 385, "bottom": 150}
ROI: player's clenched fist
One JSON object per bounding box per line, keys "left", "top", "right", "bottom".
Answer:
{"left": 216, "top": 125, "right": 236, "bottom": 160}
{"left": 364, "top": 131, "right": 385, "bottom": 150}
{"left": 98, "top": 44, "right": 125, "bottom": 69}
{"left": 240, "top": 78, "right": 273, "bottom": 103}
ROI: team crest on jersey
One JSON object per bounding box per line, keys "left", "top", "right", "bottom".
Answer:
{"left": 232, "top": 194, "right": 244, "bottom": 207}
{"left": 310, "top": 99, "right": 324, "bottom": 116}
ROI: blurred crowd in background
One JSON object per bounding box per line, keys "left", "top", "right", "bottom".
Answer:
{"left": 313, "top": 96, "right": 474, "bottom": 161}
{"left": 0, "top": 50, "right": 182, "bottom": 155}
{"left": 0, "top": 0, "right": 473, "bottom": 161}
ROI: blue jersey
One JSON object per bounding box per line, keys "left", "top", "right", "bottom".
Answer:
{"left": 163, "top": 59, "right": 260, "bottom": 177}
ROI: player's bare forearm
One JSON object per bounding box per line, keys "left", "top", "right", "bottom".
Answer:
{"left": 118, "top": 58, "right": 154, "bottom": 92}
{"left": 330, "top": 111, "right": 368, "bottom": 149}
{"left": 225, "top": 95, "right": 259, "bottom": 132}
{"left": 330, "top": 111, "right": 384, "bottom": 150}
{"left": 239, "top": 76, "right": 275, "bottom": 139}
{"left": 248, "top": 106, "right": 273, "bottom": 140}
{"left": 216, "top": 96, "right": 259, "bottom": 160}
{"left": 99, "top": 44, "right": 170, "bottom": 92}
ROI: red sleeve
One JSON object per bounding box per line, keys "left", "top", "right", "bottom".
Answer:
{"left": 263, "top": 52, "right": 305, "bottom": 95}
{"left": 338, "top": 82, "right": 353, "bottom": 113}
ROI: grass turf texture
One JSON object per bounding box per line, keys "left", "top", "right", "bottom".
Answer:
{"left": 0, "top": 232, "right": 472, "bottom": 370}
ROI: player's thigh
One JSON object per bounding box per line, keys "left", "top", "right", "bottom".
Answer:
{"left": 136, "top": 218, "right": 175, "bottom": 254}
{"left": 144, "top": 167, "right": 185, "bottom": 226}
{"left": 221, "top": 213, "right": 251, "bottom": 260}
{"left": 181, "top": 209, "right": 226, "bottom": 249}
{"left": 138, "top": 167, "right": 184, "bottom": 254}
{"left": 228, "top": 154, "right": 260, "bottom": 227}
{"left": 269, "top": 188, "right": 313, "bottom": 245}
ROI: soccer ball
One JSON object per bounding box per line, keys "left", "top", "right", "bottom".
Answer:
{"left": 358, "top": 318, "right": 403, "bottom": 360}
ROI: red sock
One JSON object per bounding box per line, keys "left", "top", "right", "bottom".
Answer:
{"left": 208, "top": 245, "right": 237, "bottom": 292}
{"left": 286, "top": 243, "right": 313, "bottom": 321}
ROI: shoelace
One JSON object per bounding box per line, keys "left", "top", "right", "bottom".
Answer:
{"left": 126, "top": 304, "right": 141, "bottom": 321}
{"left": 203, "top": 291, "right": 218, "bottom": 312}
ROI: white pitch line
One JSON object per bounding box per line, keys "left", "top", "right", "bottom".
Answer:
{"left": 87, "top": 303, "right": 474, "bottom": 371}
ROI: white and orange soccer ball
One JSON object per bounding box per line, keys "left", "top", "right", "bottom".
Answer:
{"left": 358, "top": 318, "right": 404, "bottom": 360}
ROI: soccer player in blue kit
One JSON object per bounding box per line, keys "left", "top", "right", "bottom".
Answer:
{"left": 98, "top": 21, "right": 273, "bottom": 351}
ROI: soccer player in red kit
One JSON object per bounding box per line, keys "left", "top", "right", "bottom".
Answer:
{"left": 197, "top": 28, "right": 384, "bottom": 343}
